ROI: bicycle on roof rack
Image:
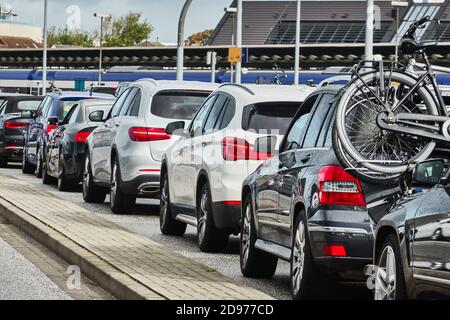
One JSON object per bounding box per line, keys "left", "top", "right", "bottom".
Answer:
{"left": 333, "top": 16, "right": 450, "bottom": 185}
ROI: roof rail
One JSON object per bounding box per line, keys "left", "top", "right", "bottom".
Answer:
{"left": 49, "top": 88, "right": 63, "bottom": 95}
{"left": 219, "top": 83, "right": 255, "bottom": 95}
{"left": 135, "top": 78, "right": 158, "bottom": 86}
{"left": 318, "top": 75, "right": 351, "bottom": 88}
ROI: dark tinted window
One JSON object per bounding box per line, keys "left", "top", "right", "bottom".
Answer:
{"left": 5, "top": 100, "right": 42, "bottom": 113}
{"left": 303, "top": 94, "right": 334, "bottom": 148}
{"left": 204, "top": 95, "right": 228, "bottom": 133}
{"left": 189, "top": 95, "right": 216, "bottom": 137}
{"left": 283, "top": 95, "right": 318, "bottom": 151}
{"left": 120, "top": 88, "right": 138, "bottom": 116}
{"left": 151, "top": 90, "right": 210, "bottom": 120}
{"left": 127, "top": 90, "right": 141, "bottom": 117}
{"left": 217, "top": 99, "right": 236, "bottom": 130}
{"left": 110, "top": 89, "right": 131, "bottom": 118}
{"left": 319, "top": 107, "right": 336, "bottom": 148}
{"left": 242, "top": 102, "right": 301, "bottom": 135}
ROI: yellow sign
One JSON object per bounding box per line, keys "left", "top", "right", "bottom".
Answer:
{"left": 228, "top": 48, "right": 242, "bottom": 63}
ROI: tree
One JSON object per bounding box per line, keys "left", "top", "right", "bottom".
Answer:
{"left": 103, "top": 12, "right": 154, "bottom": 47}
{"left": 48, "top": 27, "right": 95, "bottom": 48}
{"left": 185, "top": 29, "right": 214, "bottom": 46}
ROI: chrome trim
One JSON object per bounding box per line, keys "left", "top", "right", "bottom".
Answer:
{"left": 175, "top": 214, "right": 197, "bottom": 227}
{"left": 254, "top": 239, "right": 291, "bottom": 261}
{"left": 138, "top": 182, "right": 160, "bottom": 194}
{"left": 308, "top": 225, "right": 369, "bottom": 235}
{"left": 413, "top": 274, "right": 450, "bottom": 286}
{"left": 367, "top": 199, "right": 390, "bottom": 209}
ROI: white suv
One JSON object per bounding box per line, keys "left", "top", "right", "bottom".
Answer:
{"left": 160, "top": 84, "right": 316, "bottom": 252}
{"left": 82, "top": 79, "right": 219, "bottom": 214}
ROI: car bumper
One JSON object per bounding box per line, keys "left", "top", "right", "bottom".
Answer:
{"left": 308, "top": 208, "right": 374, "bottom": 275}
{"left": 0, "top": 137, "right": 25, "bottom": 160}
{"left": 120, "top": 173, "right": 161, "bottom": 198}
{"left": 211, "top": 202, "right": 241, "bottom": 232}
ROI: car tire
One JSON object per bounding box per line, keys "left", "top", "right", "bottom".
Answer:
{"left": 22, "top": 147, "right": 35, "bottom": 174}
{"left": 57, "top": 152, "right": 77, "bottom": 191}
{"left": 374, "top": 234, "right": 407, "bottom": 300}
{"left": 159, "top": 172, "right": 187, "bottom": 236}
{"left": 290, "top": 213, "right": 335, "bottom": 300}
{"left": 240, "top": 194, "right": 278, "bottom": 278}
{"left": 35, "top": 146, "right": 43, "bottom": 178}
{"left": 82, "top": 154, "right": 107, "bottom": 203}
{"left": 196, "top": 182, "right": 229, "bottom": 253}
{"left": 0, "top": 157, "right": 8, "bottom": 168}
{"left": 110, "top": 157, "right": 135, "bottom": 214}
{"left": 41, "top": 152, "right": 55, "bottom": 185}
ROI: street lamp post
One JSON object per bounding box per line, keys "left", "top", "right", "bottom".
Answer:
{"left": 42, "top": 0, "right": 48, "bottom": 95}
{"left": 225, "top": 7, "right": 237, "bottom": 83}
{"left": 365, "top": 0, "right": 374, "bottom": 61}
{"left": 177, "top": 0, "right": 193, "bottom": 81}
{"left": 294, "top": 0, "right": 301, "bottom": 85}
{"left": 94, "top": 13, "right": 110, "bottom": 85}
{"left": 235, "top": 0, "right": 243, "bottom": 84}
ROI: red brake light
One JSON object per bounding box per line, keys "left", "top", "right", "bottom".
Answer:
{"left": 128, "top": 127, "right": 171, "bottom": 142}
{"left": 221, "top": 137, "right": 272, "bottom": 161}
{"left": 324, "top": 245, "right": 347, "bottom": 257}
{"left": 74, "top": 131, "right": 92, "bottom": 143}
{"left": 5, "top": 121, "right": 29, "bottom": 129}
{"left": 318, "top": 166, "right": 366, "bottom": 206}
{"left": 46, "top": 125, "right": 58, "bottom": 134}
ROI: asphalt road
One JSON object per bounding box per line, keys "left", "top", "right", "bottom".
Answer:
{"left": 0, "top": 164, "right": 371, "bottom": 300}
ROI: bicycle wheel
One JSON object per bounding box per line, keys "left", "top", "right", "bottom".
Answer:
{"left": 334, "top": 71, "right": 438, "bottom": 183}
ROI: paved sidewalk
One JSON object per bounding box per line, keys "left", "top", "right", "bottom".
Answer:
{"left": 0, "top": 173, "right": 272, "bottom": 300}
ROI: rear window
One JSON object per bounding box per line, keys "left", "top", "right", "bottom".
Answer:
{"left": 242, "top": 102, "right": 302, "bottom": 135}
{"left": 6, "top": 100, "right": 42, "bottom": 113}
{"left": 59, "top": 98, "right": 92, "bottom": 118}
{"left": 151, "top": 90, "right": 210, "bottom": 120}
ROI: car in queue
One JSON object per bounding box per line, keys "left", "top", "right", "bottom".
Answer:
{"left": 42, "top": 99, "right": 115, "bottom": 191}
{"left": 160, "top": 84, "right": 316, "bottom": 252}
{"left": 372, "top": 159, "right": 450, "bottom": 300}
{"left": 239, "top": 85, "right": 401, "bottom": 299}
{"left": 82, "top": 79, "right": 219, "bottom": 213}
{"left": 22, "top": 90, "right": 114, "bottom": 176}
{"left": 0, "top": 95, "right": 43, "bottom": 167}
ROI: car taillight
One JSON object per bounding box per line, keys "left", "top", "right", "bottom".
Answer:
{"left": 318, "top": 166, "right": 366, "bottom": 206}
{"left": 46, "top": 125, "right": 58, "bottom": 134}
{"left": 74, "top": 131, "right": 92, "bottom": 143}
{"left": 221, "top": 137, "right": 272, "bottom": 161}
{"left": 5, "top": 121, "right": 29, "bottom": 129}
{"left": 128, "top": 127, "right": 172, "bottom": 142}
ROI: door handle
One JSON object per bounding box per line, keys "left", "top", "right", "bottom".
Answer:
{"left": 300, "top": 153, "right": 312, "bottom": 163}
{"left": 202, "top": 142, "right": 207, "bottom": 147}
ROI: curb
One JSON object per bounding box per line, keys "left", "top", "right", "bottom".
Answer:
{"left": 0, "top": 197, "right": 165, "bottom": 300}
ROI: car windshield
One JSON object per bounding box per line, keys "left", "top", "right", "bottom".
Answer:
{"left": 59, "top": 98, "right": 92, "bottom": 118}
{"left": 242, "top": 102, "right": 302, "bottom": 135}
{"left": 151, "top": 90, "right": 210, "bottom": 120}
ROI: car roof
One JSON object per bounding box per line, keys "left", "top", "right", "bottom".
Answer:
{"left": 216, "top": 84, "right": 318, "bottom": 106}
{"left": 131, "top": 79, "right": 220, "bottom": 92}
{"left": 1, "top": 96, "right": 43, "bottom": 102}
{"left": 47, "top": 90, "right": 115, "bottom": 100}
{"left": 78, "top": 99, "right": 115, "bottom": 107}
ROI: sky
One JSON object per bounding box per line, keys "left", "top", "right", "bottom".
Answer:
{"left": 5, "top": 0, "right": 233, "bottom": 43}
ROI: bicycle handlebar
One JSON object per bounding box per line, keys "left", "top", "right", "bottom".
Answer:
{"left": 406, "top": 16, "right": 431, "bottom": 38}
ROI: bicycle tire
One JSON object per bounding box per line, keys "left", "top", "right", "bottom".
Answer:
{"left": 334, "top": 70, "right": 438, "bottom": 182}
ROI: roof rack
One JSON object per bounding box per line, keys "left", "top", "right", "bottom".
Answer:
{"left": 219, "top": 83, "right": 255, "bottom": 95}
{"left": 135, "top": 78, "right": 158, "bottom": 86}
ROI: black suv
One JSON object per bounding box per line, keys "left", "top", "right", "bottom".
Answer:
{"left": 240, "top": 85, "right": 399, "bottom": 299}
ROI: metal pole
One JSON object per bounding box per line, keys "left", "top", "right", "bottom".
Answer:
{"left": 99, "top": 16, "right": 104, "bottom": 84}
{"left": 211, "top": 52, "right": 216, "bottom": 83}
{"left": 177, "top": 0, "right": 193, "bottom": 81}
{"left": 235, "top": 0, "right": 242, "bottom": 84}
{"left": 395, "top": 7, "right": 399, "bottom": 63}
{"left": 294, "top": 0, "right": 301, "bottom": 85}
{"left": 231, "top": 13, "right": 235, "bottom": 83}
{"left": 42, "top": 0, "right": 48, "bottom": 95}
{"left": 365, "top": 0, "right": 374, "bottom": 61}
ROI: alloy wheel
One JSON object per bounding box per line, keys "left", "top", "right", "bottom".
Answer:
{"left": 160, "top": 178, "right": 169, "bottom": 226}
{"left": 375, "top": 245, "right": 397, "bottom": 300}
{"left": 241, "top": 204, "right": 252, "bottom": 267}
{"left": 110, "top": 162, "right": 117, "bottom": 207}
{"left": 198, "top": 189, "right": 208, "bottom": 244}
{"left": 291, "top": 220, "right": 306, "bottom": 295}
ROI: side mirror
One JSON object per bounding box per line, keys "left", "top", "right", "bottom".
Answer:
{"left": 89, "top": 110, "right": 105, "bottom": 122}
{"left": 21, "top": 110, "right": 34, "bottom": 119}
{"left": 165, "top": 121, "right": 186, "bottom": 135}
{"left": 47, "top": 116, "right": 59, "bottom": 126}
{"left": 413, "top": 159, "right": 446, "bottom": 187}
{"left": 254, "top": 135, "right": 277, "bottom": 156}
{"left": 279, "top": 151, "right": 296, "bottom": 169}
